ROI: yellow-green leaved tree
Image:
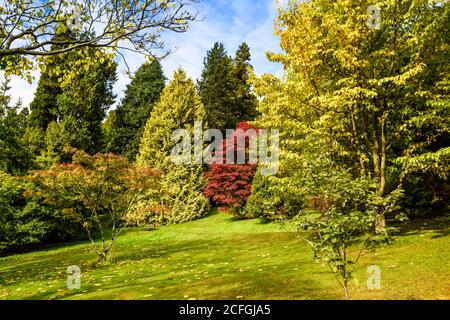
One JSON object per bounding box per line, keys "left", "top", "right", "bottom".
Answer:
{"left": 251, "top": 0, "right": 449, "bottom": 228}
{"left": 136, "top": 69, "right": 210, "bottom": 225}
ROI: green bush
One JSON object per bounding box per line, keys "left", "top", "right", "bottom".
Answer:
{"left": 0, "top": 171, "right": 81, "bottom": 255}
{"left": 400, "top": 173, "right": 450, "bottom": 218}
{"left": 244, "top": 169, "right": 303, "bottom": 222}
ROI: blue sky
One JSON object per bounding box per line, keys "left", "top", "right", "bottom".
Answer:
{"left": 5, "top": 0, "right": 284, "bottom": 108}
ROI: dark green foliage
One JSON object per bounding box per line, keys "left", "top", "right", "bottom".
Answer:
{"left": 27, "top": 39, "right": 117, "bottom": 160}
{"left": 56, "top": 55, "right": 117, "bottom": 154}
{"left": 0, "top": 171, "right": 81, "bottom": 255}
{"left": 400, "top": 173, "right": 450, "bottom": 218}
{"left": 0, "top": 78, "right": 34, "bottom": 174}
{"left": 230, "top": 43, "right": 258, "bottom": 122}
{"left": 28, "top": 63, "right": 61, "bottom": 131}
{"left": 198, "top": 42, "right": 235, "bottom": 131}
{"left": 104, "top": 60, "right": 165, "bottom": 160}
{"left": 28, "top": 32, "right": 71, "bottom": 131}
{"left": 198, "top": 42, "right": 258, "bottom": 132}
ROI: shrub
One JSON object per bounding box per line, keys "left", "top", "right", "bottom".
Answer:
{"left": 0, "top": 171, "right": 80, "bottom": 255}
{"left": 244, "top": 168, "right": 304, "bottom": 222}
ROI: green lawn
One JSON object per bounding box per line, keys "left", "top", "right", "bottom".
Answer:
{"left": 0, "top": 211, "right": 449, "bottom": 300}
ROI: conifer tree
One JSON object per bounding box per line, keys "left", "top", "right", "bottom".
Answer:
{"left": 197, "top": 42, "right": 234, "bottom": 132}
{"left": 137, "top": 69, "right": 210, "bottom": 223}
{"left": 105, "top": 60, "right": 165, "bottom": 160}
{"left": 56, "top": 49, "right": 117, "bottom": 154}
{"left": 28, "top": 40, "right": 117, "bottom": 158}
{"left": 198, "top": 42, "right": 258, "bottom": 132}
{"left": 230, "top": 43, "right": 258, "bottom": 122}
{"left": 28, "top": 32, "right": 72, "bottom": 131}
{"left": 28, "top": 59, "right": 61, "bottom": 131}
{"left": 0, "top": 78, "right": 33, "bottom": 174}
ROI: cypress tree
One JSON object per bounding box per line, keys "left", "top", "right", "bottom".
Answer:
{"left": 137, "top": 69, "right": 210, "bottom": 223}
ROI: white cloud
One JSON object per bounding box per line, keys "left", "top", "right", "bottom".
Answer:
{"left": 5, "top": 0, "right": 284, "bottom": 110}
{"left": 158, "top": 0, "right": 283, "bottom": 81}
{"left": 0, "top": 71, "right": 40, "bottom": 109}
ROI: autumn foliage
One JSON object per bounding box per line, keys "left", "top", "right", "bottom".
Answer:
{"left": 204, "top": 122, "right": 258, "bottom": 216}
{"left": 30, "top": 148, "right": 161, "bottom": 263}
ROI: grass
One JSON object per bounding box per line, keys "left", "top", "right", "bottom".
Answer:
{"left": 0, "top": 210, "right": 449, "bottom": 300}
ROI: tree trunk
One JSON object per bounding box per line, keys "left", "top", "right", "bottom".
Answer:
{"left": 372, "top": 122, "right": 381, "bottom": 181}
{"left": 372, "top": 118, "right": 387, "bottom": 233}
{"left": 344, "top": 282, "right": 350, "bottom": 300}
{"left": 350, "top": 106, "right": 367, "bottom": 177}
{"left": 376, "top": 119, "right": 387, "bottom": 232}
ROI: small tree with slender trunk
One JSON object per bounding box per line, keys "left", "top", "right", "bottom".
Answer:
{"left": 30, "top": 148, "right": 161, "bottom": 264}
{"left": 298, "top": 151, "right": 404, "bottom": 299}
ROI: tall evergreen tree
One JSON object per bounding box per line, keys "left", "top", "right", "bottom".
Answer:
{"left": 28, "top": 59, "right": 61, "bottom": 130}
{"left": 28, "top": 32, "right": 73, "bottom": 131}
{"left": 104, "top": 60, "right": 165, "bottom": 160}
{"left": 137, "top": 69, "right": 207, "bottom": 168}
{"left": 197, "top": 42, "right": 234, "bottom": 132}
{"left": 0, "top": 78, "right": 33, "bottom": 174}
{"left": 137, "top": 69, "right": 210, "bottom": 224}
{"left": 56, "top": 49, "right": 117, "bottom": 154}
{"left": 230, "top": 43, "right": 258, "bottom": 122}
{"left": 27, "top": 39, "right": 117, "bottom": 159}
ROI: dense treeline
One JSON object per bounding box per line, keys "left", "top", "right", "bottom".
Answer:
{"left": 0, "top": 0, "right": 448, "bottom": 263}
{"left": 250, "top": 0, "right": 449, "bottom": 224}
{"left": 0, "top": 40, "right": 260, "bottom": 255}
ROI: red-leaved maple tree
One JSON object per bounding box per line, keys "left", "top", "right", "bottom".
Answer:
{"left": 204, "top": 122, "right": 258, "bottom": 216}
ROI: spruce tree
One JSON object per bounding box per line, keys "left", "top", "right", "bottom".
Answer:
{"left": 28, "top": 60, "right": 61, "bottom": 130}
{"left": 197, "top": 42, "right": 234, "bottom": 132}
{"left": 28, "top": 32, "right": 72, "bottom": 131}
{"left": 231, "top": 43, "right": 258, "bottom": 122}
{"left": 137, "top": 69, "right": 210, "bottom": 224}
{"left": 105, "top": 60, "right": 165, "bottom": 160}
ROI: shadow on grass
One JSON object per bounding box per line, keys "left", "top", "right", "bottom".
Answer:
{"left": 391, "top": 216, "right": 450, "bottom": 238}
{"left": 2, "top": 231, "right": 330, "bottom": 300}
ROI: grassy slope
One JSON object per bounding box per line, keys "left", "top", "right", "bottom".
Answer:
{"left": 0, "top": 211, "right": 449, "bottom": 300}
